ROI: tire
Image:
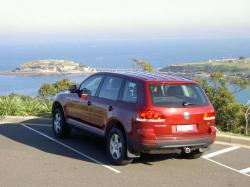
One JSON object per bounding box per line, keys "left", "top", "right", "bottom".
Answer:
{"left": 52, "top": 108, "right": 71, "bottom": 138}
{"left": 182, "top": 149, "right": 203, "bottom": 159}
{"left": 106, "top": 127, "right": 133, "bottom": 165}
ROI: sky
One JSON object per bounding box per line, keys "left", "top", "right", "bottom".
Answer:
{"left": 0, "top": 0, "right": 249, "bottom": 41}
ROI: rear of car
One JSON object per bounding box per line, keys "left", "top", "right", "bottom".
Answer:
{"left": 130, "top": 80, "right": 216, "bottom": 158}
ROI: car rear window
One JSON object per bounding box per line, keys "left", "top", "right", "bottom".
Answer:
{"left": 149, "top": 83, "right": 208, "bottom": 107}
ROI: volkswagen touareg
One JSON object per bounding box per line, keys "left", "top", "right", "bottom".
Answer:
{"left": 52, "top": 72, "right": 216, "bottom": 165}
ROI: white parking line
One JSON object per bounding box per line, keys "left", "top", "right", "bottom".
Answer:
{"left": 24, "top": 123, "right": 51, "bottom": 127}
{"left": 239, "top": 167, "right": 250, "bottom": 174}
{"left": 202, "top": 146, "right": 240, "bottom": 159}
{"left": 21, "top": 124, "right": 121, "bottom": 174}
{"left": 204, "top": 157, "right": 250, "bottom": 177}
{"left": 202, "top": 146, "right": 250, "bottom": 177}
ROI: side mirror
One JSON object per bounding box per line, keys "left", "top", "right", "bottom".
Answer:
{"left": 68, "top": 85, "right": 77, "bottom": 93}
{"left": 78, "top": 88, "right": 91, "bottom": 100}
{"left": 82, "top": 88, "right": 91, "bottom": 95}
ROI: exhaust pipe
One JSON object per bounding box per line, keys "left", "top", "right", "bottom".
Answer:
{"left": 184, "top": 147, "right": 191, "bottom": 154}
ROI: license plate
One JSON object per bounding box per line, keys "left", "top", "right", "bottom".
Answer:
{"left": 176, "top": 125, "right": 194, "bottom": 132}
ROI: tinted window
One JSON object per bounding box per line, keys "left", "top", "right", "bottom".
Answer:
{"left": 149, "top": 84, "right": 208, "bottom": 107}
{"left": 80, "top": 75, "right": 103, "bottom": 96}
{"left": 99, "top": 76, "right": 123, "bottom": 100}
{"left": 122, "top": 81, "right": 137, "bottom": 103}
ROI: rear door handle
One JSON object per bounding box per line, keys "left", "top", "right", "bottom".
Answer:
{"left": 87, "top": 101, "right": 92, "bottom": 106}
{"left": 108, "top": 106, "right": 113, "bottom": 111}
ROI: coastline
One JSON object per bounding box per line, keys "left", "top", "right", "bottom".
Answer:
{"left": 0, "top": 71, "right": 95, "bottom": 76}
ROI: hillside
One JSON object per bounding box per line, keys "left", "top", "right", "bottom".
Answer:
{"left": 160, "top": 58, "right": 250, "bottom": 79}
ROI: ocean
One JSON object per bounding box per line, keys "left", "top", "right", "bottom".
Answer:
{"left": 0, "top": 38, "right": 249, "bottom": 103}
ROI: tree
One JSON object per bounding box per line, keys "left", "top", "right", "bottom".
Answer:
{"left": 53, "top": 79, "right": 75, "bottom": 93}
{"left": 38, "top": 83, "right": 57, "bottom": 98}
{"left": 133, "top": 59, "right": 153, "bottom": 72}
{"left": 210, "top": 72, "right": 226, "bottom": 88}
{"left": 230, "top": 78, "right": 249, "bottom": 93}
{"left": 239, "top": 56, "right": 246, "bottom": 60}
{"left": 38, "top": 79, "right": 76, "bottom": 98}
{"left": 195, "top": 72, "right": 249, "bottom": 134}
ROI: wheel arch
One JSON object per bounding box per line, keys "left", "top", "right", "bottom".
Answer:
{"left": 105, "top": 118, "right": 127, "bottom": 139}
{"left": 52, "top": 101, "right": 66, "bottom": 117}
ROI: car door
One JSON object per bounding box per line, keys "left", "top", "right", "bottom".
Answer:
{"left": 88, "top": 76, "right": 124, "bottom": 129}
{"left": 65, "top": 75, "right": 104, "bottom": 124}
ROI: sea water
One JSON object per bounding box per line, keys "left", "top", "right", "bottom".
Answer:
{"left": 0, "top": 38, "right": 249, "bottom": 103}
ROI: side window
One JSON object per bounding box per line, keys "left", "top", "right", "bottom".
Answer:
{"left": 122, "top": 81, "right": 138, "bottom": 103}
{"left": 99, "top": 76, "right": 123, "bottom": 100}
{"left": 79, "top": 75, "right": 103, "bottom": 96}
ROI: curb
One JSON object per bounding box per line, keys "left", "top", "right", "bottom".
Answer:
{"left": 1, "top": 116, "right": 250, "bottom": 147}
{"left": 216, "top": 133, "right": 250, "bottom": 147}
{"left": 0, "top": 116, "right": 51, "bottom": 125}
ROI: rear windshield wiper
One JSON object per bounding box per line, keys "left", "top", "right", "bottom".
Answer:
{"left": 183, "top": 102, "right": 196, "bottom": 106}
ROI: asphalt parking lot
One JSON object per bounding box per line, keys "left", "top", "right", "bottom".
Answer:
{"left": 0, "top": 122, "right": 250, "bottom": 187}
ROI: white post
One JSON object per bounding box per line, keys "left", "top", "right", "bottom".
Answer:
{"left": 245, "top": 100, "right": 250, "bottom": 135}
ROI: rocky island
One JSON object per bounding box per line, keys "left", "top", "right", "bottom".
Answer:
{"left": 1, "top": 60, "right": 96, "bottom": 75}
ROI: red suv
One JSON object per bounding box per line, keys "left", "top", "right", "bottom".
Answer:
{"left": 52, "top": 72, "right": 216, "bottom": 165}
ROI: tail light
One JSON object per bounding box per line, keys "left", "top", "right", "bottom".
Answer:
{"left": 136, "top": 110, "right": 165, "bottom": 122}
{"left": 203, "top": 113, "right": 215, "bottom": 121}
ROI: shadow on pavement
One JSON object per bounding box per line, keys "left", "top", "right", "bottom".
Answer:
{"left": 0, "top": 122, "right": 184, "bottom": 166}
{"left": 0, "top": 123, "right": 108, "bottom": 166}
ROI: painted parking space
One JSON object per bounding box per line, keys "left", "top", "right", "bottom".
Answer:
{"left": 203, "top": 146, "right": 250, "bottom": 176}
{"left": 21, "top": 123, "right": 122, "bottom": 172}
{"left": 1, "top": 123, "right": 250, "bottom": 186}
{"left": 23, "top": 123, "right": 250, "bottom": 177}
{"left": 22, "top": 124, "right": 121, "bottom": 173}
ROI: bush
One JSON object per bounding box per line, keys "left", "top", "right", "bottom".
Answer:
{"left": 0, "top": 96, "right": 25, "bottom": 116}
{"left": 194, "top": 72, "right": 249, "bottom": 134}
{"left": 133, "top": 59, "right": 153, "bottom": 72}
{"left": 36, "top": 99, "right": 53, "bottom": 118}
{"left": 0, "top": 94, "right": 52, "bottom": 118}
{"left": 38, "top": 78, "right": 75, "bottom": 98}
{"left": 38, "top": 84, "right": 57, "bottom": 98}
{"left": 54, "top": 79, "right": 75, "bottom": 93}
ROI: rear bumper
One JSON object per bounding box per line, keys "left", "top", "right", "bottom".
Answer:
{"left": 141, "top": 137, "right": 214, "bottom": 151}
{"left": 128, "top": 136, "right": 215, "bottom": 154}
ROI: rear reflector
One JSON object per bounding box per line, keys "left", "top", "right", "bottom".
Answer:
{"left": 210, "top": 126, "right": 216, "bottom": 135}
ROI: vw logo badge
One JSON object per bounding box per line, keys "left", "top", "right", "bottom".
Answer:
{"left": 183, "top": 112, "right": 190, "bottom": 119}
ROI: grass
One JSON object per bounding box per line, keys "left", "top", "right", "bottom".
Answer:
{"left": 0, "top": 94, "right": 52, "bottom": 118}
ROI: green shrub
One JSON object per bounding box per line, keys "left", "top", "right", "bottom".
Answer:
{"left": 195, "top": 72, "right": 249, "bottom": 134}
{"left": 36, "top": 99, "right": 53, "bottom": 118}
{"left": 0, "top": 94, "right": 52, "bottom": 118}
{"left": 38, "top": 83, "right": 57, "bottom": 98}
{"left": 54, "top": 79, "right": 75, "bottom": 93}
{"left": 38, "top": 78, "right": 75, "bottom": 98}
{"left": 133, "top": 59, "right": 153, "bottom": 72}
{"left": 0, "top": 96, "right": 25, "bottom": 116}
